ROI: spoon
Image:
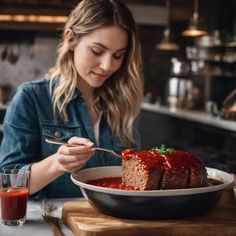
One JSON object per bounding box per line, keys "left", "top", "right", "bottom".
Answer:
{"left": 45, "top": 137, "right": 122, "bottom": 158}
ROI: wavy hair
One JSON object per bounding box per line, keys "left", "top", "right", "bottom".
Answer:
{"left": 47, "top": 0, "right": 144, "bottom": 145}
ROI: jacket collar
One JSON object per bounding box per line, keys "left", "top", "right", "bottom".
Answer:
{"left": 50, "top": 77, "right": 84, "bottom": 102}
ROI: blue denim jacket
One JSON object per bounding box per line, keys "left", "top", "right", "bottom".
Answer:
{"left": 0, "top": 79, "right": 140, "bottom": 200}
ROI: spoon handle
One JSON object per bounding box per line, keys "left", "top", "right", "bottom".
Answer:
{"left": 45, "top": 137, "right": 78, "bottom": 147}
{"left": 45, "top": 137, "right": 122, "bottom": 158}
{"left": 92, "top": 147, "right": 121, "bottom": 158}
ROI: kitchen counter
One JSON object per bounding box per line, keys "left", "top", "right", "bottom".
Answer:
{"left": 141, "top": 102, "right": 236, "bottom": 133}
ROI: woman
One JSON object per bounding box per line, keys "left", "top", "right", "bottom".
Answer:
{"left": 0, "top": 0, "right": 143, "bottom": 199}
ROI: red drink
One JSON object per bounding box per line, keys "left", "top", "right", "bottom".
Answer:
{"left": 0, "top": 187, "right": 29, "bottom": 220}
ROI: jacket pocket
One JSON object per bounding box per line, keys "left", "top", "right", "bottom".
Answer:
{"left": 40, "top": 121, "right": 83, "bottom": 141}
{"left": 40, "top": 121, "right": 84, "bottom": 155}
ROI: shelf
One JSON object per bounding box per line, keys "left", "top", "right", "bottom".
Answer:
{"left": 188, "top": 58, "right": 236, "bottom": 64}
{"left": 186, "top": 57, "right": 236, "bottom": 78}
{"left": 141, "top": 102, "right": 236, "bottom": 133}
{"left": 195, "top": 44, "right": 236, "bottom": 49}
{"left": 0, "top": 21, "right": 64, "bottom": 31}
{"left": 186, "top": 45, "right": 236, "bottom": 67}
{"left": 0, "top": 5, "right": 70, "bottom": 31}
{"left": 196, "top": 72, "right": 236, "bottom": 78}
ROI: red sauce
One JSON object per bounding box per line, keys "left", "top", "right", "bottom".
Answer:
{"left": 87, "top": 177, "right": 139, "bottom": 190}
{"left": 0, "top": 187, "right": 29, "bottom": 220}
{"left": 164, "top": 151, "right": 202, "bottom": 171}
{"left": 87, "top": 177, "right": 121, "bottom": 188}
{"left": 86, "top": 177, "right": 223, "bottom": 190}
{"left": 122, "top": 149, "right": 202, "bottom": 173}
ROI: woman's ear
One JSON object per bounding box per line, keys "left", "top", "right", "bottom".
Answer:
{"left": 64, "top": 28, "right": 76, "bottom": 50}
{"left": 64, "top": 28, "right": 73, "bottom": 41}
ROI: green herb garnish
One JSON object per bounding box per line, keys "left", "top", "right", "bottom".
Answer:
{"left": 150, "top": 144, "right": 175, "bottom": 155}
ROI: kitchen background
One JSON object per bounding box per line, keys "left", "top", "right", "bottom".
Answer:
{"left": 0, "top": 0, "right": 236, "bottom": 172}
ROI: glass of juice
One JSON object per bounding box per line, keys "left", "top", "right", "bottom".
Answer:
{"left": 0, "top": 169, "right": 30, "bottom": 226}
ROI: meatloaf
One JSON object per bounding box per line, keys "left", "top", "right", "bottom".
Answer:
{"left": 121, "top": 148, "right": 207, "bottom": 190}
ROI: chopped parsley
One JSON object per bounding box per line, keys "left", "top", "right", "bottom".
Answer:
{"left": 150, "top": 144, "right": 175, "bottom": 155}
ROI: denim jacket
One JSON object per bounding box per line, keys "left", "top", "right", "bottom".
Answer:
{"left": 0, "top": 79, "right": 140, "bottom": 200}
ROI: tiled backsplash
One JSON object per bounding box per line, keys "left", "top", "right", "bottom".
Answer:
{"left": 0, "top": 36, "right": 59, "bottom": 93}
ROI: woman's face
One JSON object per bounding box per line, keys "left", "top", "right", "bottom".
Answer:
{"left": 73, "top": 25, "right": 128, "bottom": 88}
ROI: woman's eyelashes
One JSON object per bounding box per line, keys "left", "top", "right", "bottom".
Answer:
{"left": 91, "top": 49, "right": 103, "bottom": 56}
{"left": 113, "top": 52, "right": 125, "bottom": 60}
{"left": 91, "top": 48, "right": 124, "bottom": 60}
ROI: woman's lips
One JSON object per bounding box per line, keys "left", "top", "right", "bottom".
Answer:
{"left": 92, "top": 72, "right": 108, "bottom": 80}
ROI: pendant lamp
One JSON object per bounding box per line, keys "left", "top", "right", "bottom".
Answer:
{"left": 182, "top": 0, "right": 208, "bottom": 37}
{"left": 156, "top": 0, "right": 180, "bottom": 51}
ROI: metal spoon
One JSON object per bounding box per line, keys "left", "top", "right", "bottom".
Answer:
{"left": 45, "top": 137, "right": 122, "bottom": 158}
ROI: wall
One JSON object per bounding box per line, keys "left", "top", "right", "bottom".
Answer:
{"left": 0, "top": 34, "right": 59, "bottom": 95}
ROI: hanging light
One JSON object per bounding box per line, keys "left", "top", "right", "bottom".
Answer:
{"left": 156, "top": 0, "right": 180, "bottom": 51}
{"left": 182, "top": 0, "right": 208, "bottom": 37}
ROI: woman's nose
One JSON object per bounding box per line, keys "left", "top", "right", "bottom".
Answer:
{"left": 99, "top": 55, "right": 112, "bottom": 71}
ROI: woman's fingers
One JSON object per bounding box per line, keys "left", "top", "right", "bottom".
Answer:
{"left": 58, "top": 144, "right": 93, "bottom": 155}
{"left": 57, "top": 152, "right": 93, "bottom": 164}
{"left": 54, "top": 137, "right": 95, "bottom": 173}
{"left": 68, "top": 136, "right": 94, "bottom": 147}
{"left": 56, "top": 152, "right": 92, "bottom": 173}
{"left": 58, "top": 155, "right": 90, "bottom": 173}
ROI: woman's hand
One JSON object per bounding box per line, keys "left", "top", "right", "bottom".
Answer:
{"left": 55, "top": 137, "right": 94, "bottom": 173}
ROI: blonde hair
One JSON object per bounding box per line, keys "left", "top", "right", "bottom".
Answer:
{"left": 47, "top": 0, "right": 144, "bottom": 145}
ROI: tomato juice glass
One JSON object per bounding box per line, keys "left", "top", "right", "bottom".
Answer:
{"left": 0, "top": 169, "right": 30, "bottom": 226}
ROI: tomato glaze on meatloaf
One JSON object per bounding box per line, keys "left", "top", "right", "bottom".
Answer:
{"left": 121, "top": 148, "right": 207, "bottom": 190}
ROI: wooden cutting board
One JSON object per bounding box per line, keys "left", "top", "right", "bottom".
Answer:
{"left": 62, "top": 189, "right": 236, "bottom": 236}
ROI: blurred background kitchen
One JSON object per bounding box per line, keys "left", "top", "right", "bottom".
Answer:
{"left": 0, "top": 0, "right": 236, "bottom": 173}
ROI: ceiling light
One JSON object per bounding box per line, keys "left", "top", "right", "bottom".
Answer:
{"left": 156, "top": 0, "right": 180, "bottom": 51}
{"left": 182, "top": 0, "right": 207, "bottom": 37}
{"left": 156, "top": 28, "right": 180, "bottom": 50}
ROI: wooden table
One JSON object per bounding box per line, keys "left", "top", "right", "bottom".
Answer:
{"left": 62, "top": 188, "right": 236, "bottom": 236}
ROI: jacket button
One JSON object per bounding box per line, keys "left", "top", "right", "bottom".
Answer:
{"left": 54, "top": 131, "right": 62, "bottom": 138}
